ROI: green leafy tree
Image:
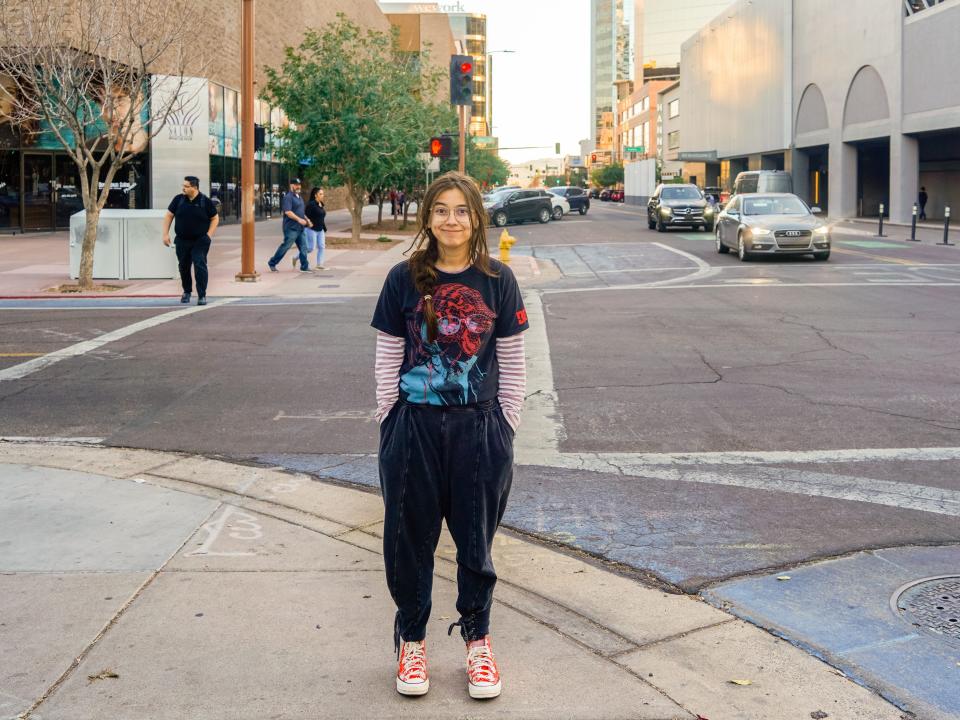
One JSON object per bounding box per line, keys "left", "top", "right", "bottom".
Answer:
{"left": 440, "top": 137, "right": 510, "bottom": 189}
{"left": 591, "top": 163, "right": 624, "bottom": 188}
{"left": 263, "top": 14, "right": 446, "bottom": 241}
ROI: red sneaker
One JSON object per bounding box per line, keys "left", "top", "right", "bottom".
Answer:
{"left": 466, "top": 636, "right": 501, "bottom": 699}
{"left": 396, "top": 640, "right": 429, "bottom": 696}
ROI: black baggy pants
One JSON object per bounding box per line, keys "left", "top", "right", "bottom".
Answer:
{"left": 174, "top": 235, "right": 211, "bottom": 296}
{"left": 378, "top": 398, "right": 514, "bottom": 650}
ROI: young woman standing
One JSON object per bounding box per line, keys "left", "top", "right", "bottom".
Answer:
{"left": 371, "top": 172, "right": 527, "bottom": 700}
{"left": 303, "top": 187, "right": 327, "bottom": 271}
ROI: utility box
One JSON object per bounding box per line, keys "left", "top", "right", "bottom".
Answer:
{"left": 70, "top": 209, "right": 176, "bottom": 280}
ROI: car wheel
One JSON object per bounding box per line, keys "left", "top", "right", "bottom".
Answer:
{"left": 538, "top": 207, "right": 551, "bottom": 224}
{"left": 737, "top": 233, "right": 751, "bottom": 262}
{"left": 579, "top": 206, "right": 587, "bottom": 215}
{"left": 552, "top": 206, "right": 563, "bottom": 220}
{"left": 656, "top": 217, "right": 666, "bottom": 232}
{"left": 813, "top": 251, "right": 830, "bottom": 261}
{"left": 493, "top": 211, "right": 508, "bottom": 227}
{"left": 716, "top": 227, "right": 729, "bottom": 254}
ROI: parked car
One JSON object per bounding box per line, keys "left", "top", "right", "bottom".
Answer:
{"left": 609, "top": 189, "right": 624, "bottom": 202}
{"left": 550, "top": 186, "right": 591, "bottom": 215}
{"left": 546, "top": 191, "right": 570, "bottom": 220}
{"left": 589, "top": 188, "right": 601, "bottom": 199}
{"left": 599, "top": 189, "right": 612, "bottom": 201}
{"left": 483, "top": 188, "right": 553, "bottom": 227}
{"left": 715, "top": 192, "right": 830, "bottom": 261}
{"left": 646, "top": 183, "right": 715, "bottom": 232}
{"left": 732, "top": 170, "right": 793, "bottom": 195}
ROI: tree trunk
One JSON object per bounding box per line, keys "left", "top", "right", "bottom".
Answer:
{"left": 377, "top": 192, "right": 384, "bottom": 226}
{"left": 78, "top": 205, "right": 101, "bottom": 290}
{"left": 347, "top": 183, "right": 364, "bottom": 242}
{"left": 401, "top": 198, "right": 410, "bottom": 229}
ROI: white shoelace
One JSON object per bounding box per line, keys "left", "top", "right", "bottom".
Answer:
{"left": 467, "top": 644, "right": 498, "bottom": 684}
{"left": 399, "top": 642, "right": 427, "bottom": 682}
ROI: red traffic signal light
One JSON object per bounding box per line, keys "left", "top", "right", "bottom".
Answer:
{"left": 429, "top": 136, "right": 453, "bottom": 158}
{"left": 591, "top": 153, "right": 597, "bottom": 163}
{"left": 450, "top": 54, "right": 473, "bottom": 107}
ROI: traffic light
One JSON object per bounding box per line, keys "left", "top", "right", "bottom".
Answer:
{"left": 591, "top": 153, "right": 597, "bottom": 163}
{"left": 450, "top": 54, "right": 473, "bottom": 106}
{"left": 555, "top": 142, "right": 560, "bottom": 154}
{"left": 429, "top": 136, "right": 453, "bottom": 158}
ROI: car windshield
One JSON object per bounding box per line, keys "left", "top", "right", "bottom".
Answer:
{"left": 661, "top": 187, "right": 702, "bottom": 200}
{"left": 486, "top": 190, "right": 512, "bottom": 202}
{"left": 548, "top": 189, "right": 564, "bottom": 196}
{"left": 743, "top": 196, "right": 809, "bottom": 216}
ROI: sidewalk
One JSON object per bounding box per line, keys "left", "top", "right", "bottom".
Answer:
{"left": 0, "top": 203, "right": 546, "bottom": 299}
{"left": 832, "top": 217, "right": 956, "bottom": 245}
{"left": 0, "top": 441, "right": 905, "bottom": 720}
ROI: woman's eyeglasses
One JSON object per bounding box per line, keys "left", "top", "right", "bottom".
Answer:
{"left": 432, "top": 206, "right": 471, "bottom": 223}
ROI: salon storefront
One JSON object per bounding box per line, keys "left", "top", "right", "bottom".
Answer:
{"left": 0, "top": 121, "right": 151, "bottom": 233}
{"left": 0, "top": 75, "right": 292, "bottom": 233}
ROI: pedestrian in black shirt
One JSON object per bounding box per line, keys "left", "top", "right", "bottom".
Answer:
{"left": 304, "top": 187, "right": 328, "bottom": 270}
{"left": 918, "top": 186, "right": 928, "bottom": 221}
{"left": 162, "top": 176, "right": 219, "bottom": 305}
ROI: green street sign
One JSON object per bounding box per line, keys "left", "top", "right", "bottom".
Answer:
{"left": 625, "top": 146, "right": 645, "bottom": 153}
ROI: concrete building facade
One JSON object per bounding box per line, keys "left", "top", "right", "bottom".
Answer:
{"left": 680, "top": 0, "right": 960, "bottom": 222}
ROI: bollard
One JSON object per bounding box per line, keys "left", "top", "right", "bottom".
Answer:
{"left": 943, "top": 206, "right": 954, "bottom": 246}
{"left": 909, "top": 203, "right": 919, "bottom": 241}
{"left": 498, "top": 228, "right": 517, "bottom": 262}
{"left": 877, "top": 203, "right": 885, "bottom": 237}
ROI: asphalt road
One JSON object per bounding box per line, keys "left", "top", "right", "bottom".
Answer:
{"left": 2, "top": 201, "right": 959, "bottom": 591}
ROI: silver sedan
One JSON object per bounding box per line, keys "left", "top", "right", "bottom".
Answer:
{"left": 715, "top": 193, "right": 831, "bottom": 261}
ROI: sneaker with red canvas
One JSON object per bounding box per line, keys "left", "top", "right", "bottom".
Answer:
{"left": 396, "top": 639, "right": 429, "bottom": 696}
{"left": 466, "top": 636, "right": 501, "bottom": 699}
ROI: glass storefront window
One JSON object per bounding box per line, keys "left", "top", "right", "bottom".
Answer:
{"left": 0, "top": 150, "right": 20, "bottom": 229}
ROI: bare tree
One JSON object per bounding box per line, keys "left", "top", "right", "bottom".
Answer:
{"left": 0, "top": 0, "right": 204, "bottom": 289}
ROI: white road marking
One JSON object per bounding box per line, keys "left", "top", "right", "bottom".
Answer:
{"left": 542, "top": 281, "right": 960, "bottom": 295}
{"left": 0, "top": 435, "right": 104, "bottom": 444}
{"left": 551, "top": 446, "right": 960, "bottom": 467}
{"left": 184, "top": 505, "right": 262, "bottom": 557}
{"left": 515, "top": 290, "right": 563, "bottom": 464}
{"left": 273, "top": 410, "right": 375, "bottom": 422}
{"left": 0, "top": 299, "right": 234, "bottom": 382}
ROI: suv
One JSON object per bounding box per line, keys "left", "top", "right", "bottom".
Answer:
{"left": 484, "top": 188, "right": 553, "bottom": 227}
{"left": 550, "top": 186, "right": 591, "bottom": 215}
{"left": 647, "top": 183, "right": 715, "bottom": 232}
{"left": 732, "top": 170, "right": 793, "bottom": 195}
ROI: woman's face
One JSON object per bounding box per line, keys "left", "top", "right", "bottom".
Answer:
{"left": 429, "top": 188, "right": 472, "bottom": 259}
{"left": 316, "top": 189, "right": 324, "bottom": 202}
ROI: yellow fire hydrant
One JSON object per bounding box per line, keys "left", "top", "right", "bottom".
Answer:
{"left": 498, "top": 229, "right": 517, "bottom": 263}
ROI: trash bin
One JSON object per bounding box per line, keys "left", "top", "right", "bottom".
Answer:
{"left": 69, "top": 209, "right": 177, "bottom": 280}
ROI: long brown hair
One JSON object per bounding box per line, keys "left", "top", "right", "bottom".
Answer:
{"left": 406, "top": 172, "right": 497, "bottom": 343}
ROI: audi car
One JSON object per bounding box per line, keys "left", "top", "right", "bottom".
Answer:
{"left": 715, "top": 193, "right": 830, "bottom": 261}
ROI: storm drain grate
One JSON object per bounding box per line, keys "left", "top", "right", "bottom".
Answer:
{"left": 892, "top": 575, "right": 960, "bottom": 644}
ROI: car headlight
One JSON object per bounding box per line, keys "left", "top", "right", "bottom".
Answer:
{"left": 660, "top": 207, "right": 672, "bottom": 216}
{"left": 814, "top": 225, "right": 830, "bottom": 235}
{"left": 749, "top": 227, "right": 772, "bottom": 236}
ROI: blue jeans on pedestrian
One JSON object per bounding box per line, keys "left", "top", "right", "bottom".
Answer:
{"left": 304, "top": 227, "right": 325, "bottom": 267}
{"left": 268, "top": 225, "right": 307, "bottom": 270}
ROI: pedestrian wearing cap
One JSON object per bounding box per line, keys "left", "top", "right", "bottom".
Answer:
{"left": 267, "top": 177, "right": 310, "bottom": 273}
{"left": 162, "top": 175, "right": 219, "bottom": 305}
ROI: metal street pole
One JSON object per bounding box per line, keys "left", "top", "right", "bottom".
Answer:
{"left": 236, "top": 0, "right": 259, "bottom": 282}
{"left": 458, "top": 105, "right": 466, "bottom": 174}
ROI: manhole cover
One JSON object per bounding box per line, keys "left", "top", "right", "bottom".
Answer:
{"left": 891, "top": 575, "right": 960, "bottom": 644}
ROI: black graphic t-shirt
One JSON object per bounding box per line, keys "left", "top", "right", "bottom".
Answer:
{"left": 371, "top": 259, "right": 529, "bottom": 406}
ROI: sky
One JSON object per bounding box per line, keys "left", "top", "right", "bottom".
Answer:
{"left": 466, "top": 0, "right": 591, "bottom": 165}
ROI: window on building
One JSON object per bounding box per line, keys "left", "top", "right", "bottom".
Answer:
{"left": 668, "top": 99, "right": 680, "bottom": 119}
{"left": 668, "top": 130, "right": 680, "bottom": 149}
{"left": 642, "top": 121, "right": 649, "bottom": 148}
{"left": 642, "top": 96, "right": 649, "bottom": 112}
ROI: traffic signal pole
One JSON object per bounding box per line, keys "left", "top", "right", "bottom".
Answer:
{"left": 236, "top": 0, "right": 259, "bottom": 282}
{"left": 458, "top": 105, "right": 466, "bottom": 174}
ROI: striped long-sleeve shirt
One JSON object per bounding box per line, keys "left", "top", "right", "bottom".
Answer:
{"left": 374, "top": 330, "right": 527, "bottom": 430}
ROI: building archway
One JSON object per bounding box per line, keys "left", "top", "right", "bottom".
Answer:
{"left": 843, "top": 67, "right": 891, "bottom": 217}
